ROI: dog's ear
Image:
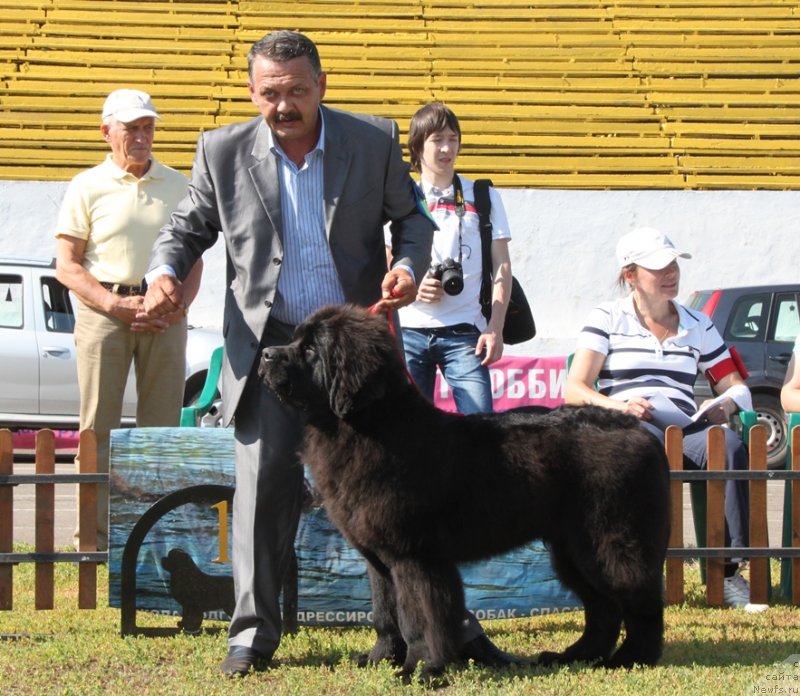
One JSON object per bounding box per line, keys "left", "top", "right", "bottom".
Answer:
{"left": 312, "top": 305, "right": 407, "bottom": 419}
{"left": 325, "top": 335, "right": 391, "bottom": 418}
{"left": 321, "top": 312, "right": 397, "bottom": 418}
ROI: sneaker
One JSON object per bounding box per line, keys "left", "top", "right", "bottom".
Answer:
{"left": 723, "top": 570, "right": 768, "bottom": 612}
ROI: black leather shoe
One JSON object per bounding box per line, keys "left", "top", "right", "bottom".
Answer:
{"left": 220, "top": 645, "right": 271, "bottom": 677}
{"left": 459, "top": 633, "right": 528, "bottom": 668}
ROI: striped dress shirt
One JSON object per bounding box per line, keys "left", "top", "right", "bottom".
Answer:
{"left": 268, "top": 115, "right": 345, "bottom": 325}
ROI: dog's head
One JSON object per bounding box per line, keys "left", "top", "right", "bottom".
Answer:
{"left": 259, "top": 304, "right": 407, "bottom": 419}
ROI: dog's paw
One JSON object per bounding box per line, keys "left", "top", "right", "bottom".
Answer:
{"left": 352, "top": 646, "right": 404, "bottom": 669}
{"left": 417, "top": 664, "right": 450, "bottom": 689}
{"left": 460, "top": 634, "right": 527, "bottom": 668}
{"left": 357, "top": 637, "right": 406, "bottom": 667}
{"left": 394, "top": 666, "right": 415, "bottom": 685}
{"left": 394, "top": 663, "right": 449, "bottom": 689}
{"left": 534, "top": 650, "right": 565, "bottom": 668}
{"left": 352, "top": 652, "right": 370, "bottom": 668}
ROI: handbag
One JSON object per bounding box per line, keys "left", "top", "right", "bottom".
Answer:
{"left": 474, "top": 178, "right": 536, "bottom": 344}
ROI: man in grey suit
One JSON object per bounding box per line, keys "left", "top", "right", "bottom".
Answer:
{"left": 143, "top": 30, "right": 514, "bottom": 677}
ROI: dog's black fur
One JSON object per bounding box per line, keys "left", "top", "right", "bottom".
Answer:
{"left": 259, "top": 305, "right": 670, "bottom": 681}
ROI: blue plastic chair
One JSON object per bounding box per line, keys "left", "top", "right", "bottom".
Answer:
{"left": 179, "top": 346, "right": 224, "bottom": 427}
{"left": 779, "top": 413, "right": 798, "bottom": 601}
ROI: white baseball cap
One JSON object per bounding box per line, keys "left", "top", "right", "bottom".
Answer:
{"left": 616, "top": 227, "right": 691, "bottom": 270}
{"left": 101, "top": 89, "right": 160, "bottom": 123}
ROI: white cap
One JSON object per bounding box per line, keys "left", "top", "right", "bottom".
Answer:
{"left": 616, "top": 227, "right": 692, "bottom": 270}
{"left": 101, "top": 89, "right": 160, "bottom": 123}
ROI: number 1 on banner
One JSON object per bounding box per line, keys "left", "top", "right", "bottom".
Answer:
{"left": 211, "top": 500, "right": 230, "bottom": 563}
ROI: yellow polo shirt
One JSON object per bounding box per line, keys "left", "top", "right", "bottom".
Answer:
{"left": 55, "top": 154, "right": 188, "bottom": 285}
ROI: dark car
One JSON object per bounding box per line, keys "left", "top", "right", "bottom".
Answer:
{"left": 686, "top": 285, "right": 800, "bottom": 469}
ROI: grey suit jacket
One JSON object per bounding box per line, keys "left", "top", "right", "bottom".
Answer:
{"left": 148, "top": 106, "right": 434, "bottom": 424}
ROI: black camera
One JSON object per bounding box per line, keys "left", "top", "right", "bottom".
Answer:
{"left": 430, "top": 257, "right": 464, "bottom": 296}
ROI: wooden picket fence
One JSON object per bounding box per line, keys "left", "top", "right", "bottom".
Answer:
{"left": 0, "top": 428, "right": 107, "bottom": 611}
{"left": 0, "top": 425, "right": 799, "bottom": 614}
{"left": 665, "top": 424, "right": 800, "bottom": 606}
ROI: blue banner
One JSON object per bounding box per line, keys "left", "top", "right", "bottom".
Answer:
{"left": 108, "top": 428, "right": 579, "bottom": 626}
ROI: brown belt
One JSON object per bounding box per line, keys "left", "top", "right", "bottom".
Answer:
{"left": 99, "top": 281, "right": 144, "bottom": 297}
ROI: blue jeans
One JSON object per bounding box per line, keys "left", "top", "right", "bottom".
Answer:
{"left": 401, "top": 324, "right": 493, "bottom": 414}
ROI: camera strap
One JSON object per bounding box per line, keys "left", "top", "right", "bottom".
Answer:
{"left": 473, "top": 178, "right": 494, "bottom": 320}
{"left": 451, "top": 173, "right": 465, "bottom": 265}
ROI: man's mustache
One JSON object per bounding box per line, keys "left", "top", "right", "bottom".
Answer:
{"left": 275, "top": 112, "right": 302, "bottom": 123}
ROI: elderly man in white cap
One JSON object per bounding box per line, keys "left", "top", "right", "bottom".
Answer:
{"left": 55, "top": 88, "right": 202, "bottom": 550}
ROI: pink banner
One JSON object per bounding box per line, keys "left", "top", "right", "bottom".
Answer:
{"left": 11, "top": 429, "right": 80, "bottom": 455}
{"left": 434, "top": 355, "right": 568, "bottom": 412}
{"left": 9, "top": 355, "right": 567, "bottom": 453}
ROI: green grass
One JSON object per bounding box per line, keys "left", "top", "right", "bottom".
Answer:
{"left": 1, "top": 555, "right": 798, "bottom": 695}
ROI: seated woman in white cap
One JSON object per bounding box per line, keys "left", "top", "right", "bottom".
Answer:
{"left": 565, "top": 227, "right": 764, "bottom": 611}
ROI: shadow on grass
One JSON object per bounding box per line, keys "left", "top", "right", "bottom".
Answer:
{"left": 663, "top": 636, "right": 800, "bottom": 668}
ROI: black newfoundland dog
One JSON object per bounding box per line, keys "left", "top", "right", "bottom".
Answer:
{"left": 259, "top": 305, "right": 670, "bottom": 682}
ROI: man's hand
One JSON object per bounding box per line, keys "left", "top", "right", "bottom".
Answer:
{"left": 108, "top": 295, "right": 170, "bottom": 333}
{"left": 476, "top": 330, "right": 504, "bottom": 366}
{"left": 415, "top": 273, "right": 444, "bottom": 304}
{"left": 131, "top": 308, "right": 183, "bottom": 333}
{"left": 142, "top": 274, "right": 187, "bottom": 319}
{"left": 373, "top": 268, "right": 417, "bottom": 312}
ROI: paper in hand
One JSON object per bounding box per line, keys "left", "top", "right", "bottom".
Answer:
{"left": 644, "top": 392, "right": 728, "bottom": 431}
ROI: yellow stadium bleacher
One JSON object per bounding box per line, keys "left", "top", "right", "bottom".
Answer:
{"left": 0, "top": 0, "right": 798, "bottom": 188}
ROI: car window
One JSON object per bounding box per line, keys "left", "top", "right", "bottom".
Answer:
{"left": 724, "top": 293, "right": 770, "bottom": 341}
{"left": 686, "top": 290, "right": 711, "bottom": 312}
{"left": 41, "top": 276, "right": 75, "bottom": 333}
{"left": 770, "top": 293, "right": 800, "bottom": 343}
{"left": 0, "top": 274, "right": 23, "bottom": 328}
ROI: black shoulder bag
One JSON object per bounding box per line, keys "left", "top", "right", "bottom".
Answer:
{"left": 473, "top": 178, "right": 536, "bottom": 344}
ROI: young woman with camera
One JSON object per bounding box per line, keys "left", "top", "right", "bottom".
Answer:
{"left": 387, "top": 102, "right": 513, "bottom": 413}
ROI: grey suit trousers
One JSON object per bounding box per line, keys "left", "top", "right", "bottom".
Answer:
{"left": 227, "top": 317, "right": 306, "bottom": 655}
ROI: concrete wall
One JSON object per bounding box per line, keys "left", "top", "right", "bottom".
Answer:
{"left": 2, "top": 181, "right": 797, "bottom": 356}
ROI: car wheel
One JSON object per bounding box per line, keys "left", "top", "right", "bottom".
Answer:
{"left": 184, "top": 384, "right": 224, "bottom": 429}
{"left": 751, "top": 393, "right": 787, "bottom": 470}
{"left": 198, "top": 398, "right": 224, "bottom": 428}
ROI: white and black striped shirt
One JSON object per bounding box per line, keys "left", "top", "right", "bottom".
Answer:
{"left": 575, "top": 295, "right": 733, "bottom": 415}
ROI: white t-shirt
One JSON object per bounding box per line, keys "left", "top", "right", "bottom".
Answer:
{"left": 387, "top": 174, "right": 511, "bottom": 329}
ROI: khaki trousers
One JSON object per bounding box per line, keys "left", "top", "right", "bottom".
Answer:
{"left": 73, "top": 301, "right": 187, "bottom": 550}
